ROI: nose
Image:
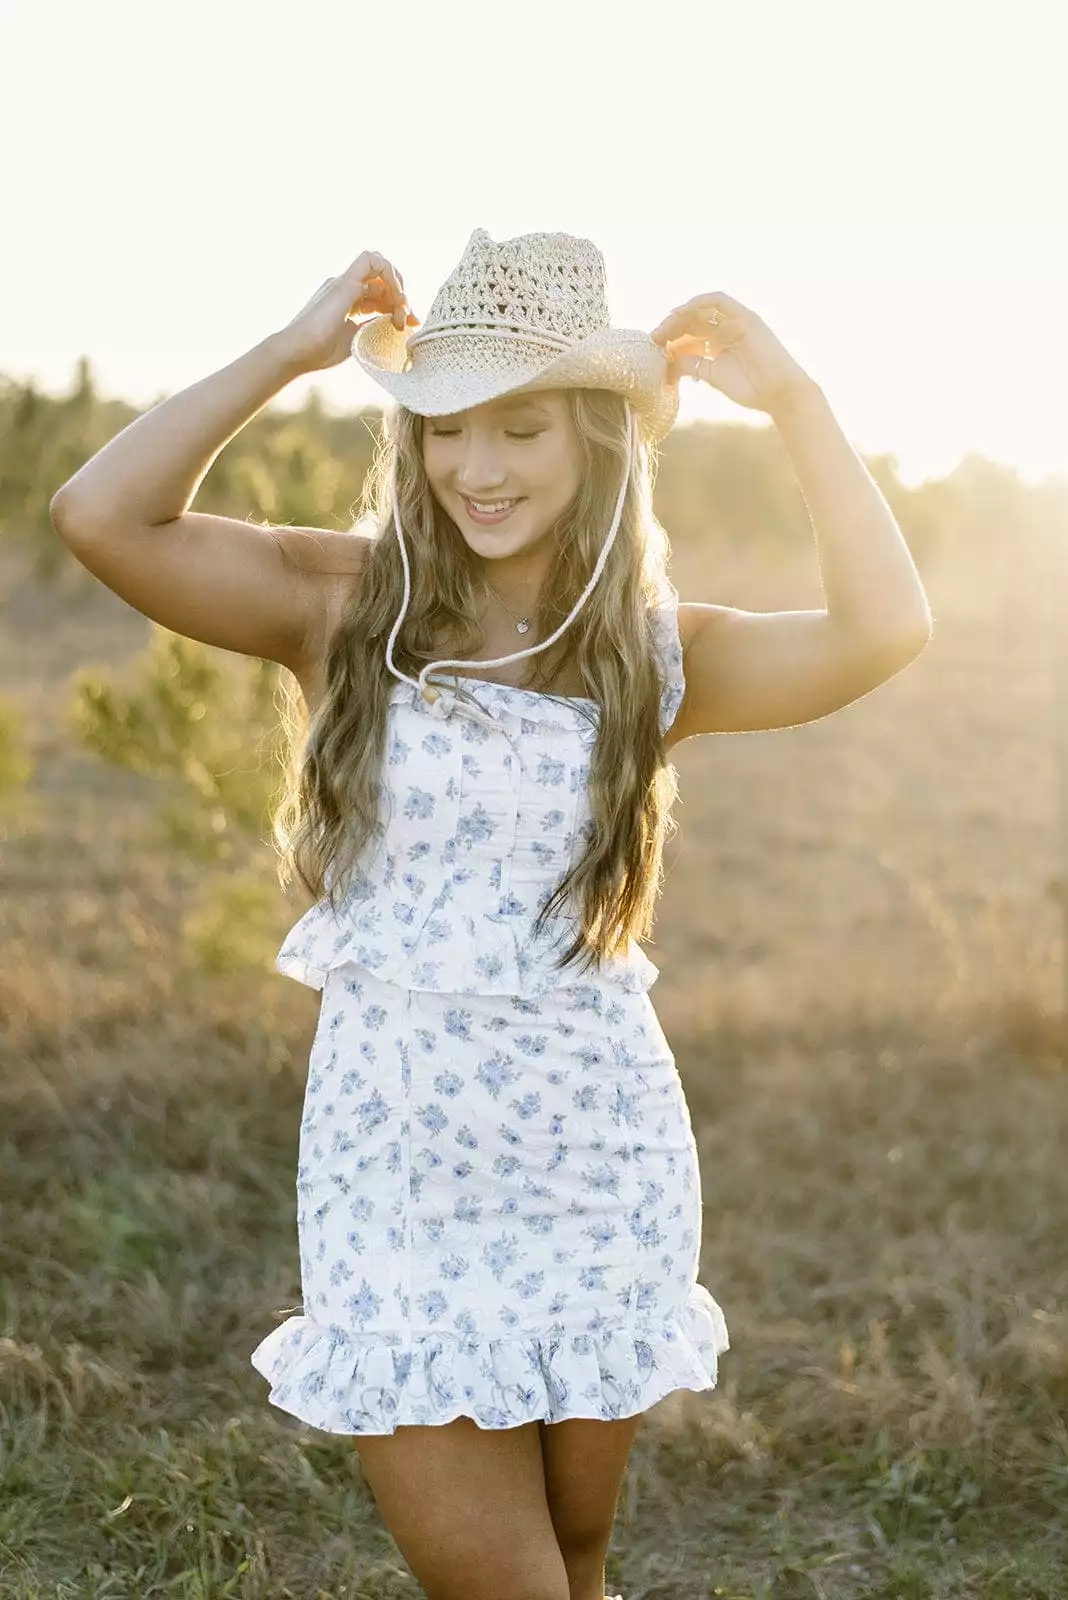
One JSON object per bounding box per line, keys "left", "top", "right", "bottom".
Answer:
{"left": 456, "top": 478, "right": 512, "bottom": 500}
{"left": 454, "top": 439, "right": 511, "bottom": 498}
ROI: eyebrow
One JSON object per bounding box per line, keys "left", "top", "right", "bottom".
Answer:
{"left": 498, "top": 398, "right": 551, "bottom": 415}
{"left": 432, "top": 398, "right": 553, "bottom": 423}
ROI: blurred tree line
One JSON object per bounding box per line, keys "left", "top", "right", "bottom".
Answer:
{"left": 4, "top": 357, "right": 1060, "bottom": 585}
{"left": 1, "top": 357, "right": 1064, "bottom": 973}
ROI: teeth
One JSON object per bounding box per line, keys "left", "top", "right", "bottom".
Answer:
{"left": 468, "top": 498, "right": 516, "bottom": 513}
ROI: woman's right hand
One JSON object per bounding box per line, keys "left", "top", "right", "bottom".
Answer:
{"left": 275, "top": 250, "right": 420, "bottom": 374}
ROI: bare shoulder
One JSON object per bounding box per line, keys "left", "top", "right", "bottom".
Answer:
{"left": 676, "top": 601, "right": 711, "bottom": 652}
{"left": 673, "top": 601, "right": 740, "bottom": 679}
{"left": 277, "top": 523, "right": 373, "bottom": 585}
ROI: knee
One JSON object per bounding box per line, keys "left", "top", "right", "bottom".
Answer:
{"left": 552, "top": 1519, "right": 613, "bottom": 1569}
{"left": 424, "top": 1573, "right": 569, "bottom": 1600}
{"left": 417, "top": 1530, "right": 571, "bottom": 1600}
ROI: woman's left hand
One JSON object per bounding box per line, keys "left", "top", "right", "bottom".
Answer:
{"left": 650, "top": 291, "right": 817, "bottom": 415}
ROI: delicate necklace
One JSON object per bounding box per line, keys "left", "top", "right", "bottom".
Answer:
{"left": 484, "top": 577, "right": 536, "bottom": 635}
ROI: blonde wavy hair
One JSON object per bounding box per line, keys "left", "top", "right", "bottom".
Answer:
{"left": 270, "top": 386, "right": 680, "bottom": 975}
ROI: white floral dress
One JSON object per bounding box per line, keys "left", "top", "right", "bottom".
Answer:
{"left": 250, "top": 588, "right": 730, "bottom": 1434}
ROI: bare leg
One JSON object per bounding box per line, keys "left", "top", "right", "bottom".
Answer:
{"left": 539, "top": 1414, "right": 643, "bottom": 1600}
{"left": 352, "top": 1415, "right": 571, "bottom": 1600}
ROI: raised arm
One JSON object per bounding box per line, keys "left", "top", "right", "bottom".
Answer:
{"left": 50, "top": 249, "right": 416, "bottom": 674}
{"left": 650, "top": 295, "right": 932, "bottom": 742}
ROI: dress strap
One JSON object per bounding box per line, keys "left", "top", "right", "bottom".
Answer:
{"left": 649, "top": 582, "right": 686, "bottom": 737}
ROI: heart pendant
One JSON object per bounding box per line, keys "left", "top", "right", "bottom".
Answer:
{"left": 516, "top": 619, "right": 530, "bottom": 633}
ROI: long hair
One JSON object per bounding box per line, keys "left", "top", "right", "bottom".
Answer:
{"left": 270, "top": 386, "right": 680, "bottom": 975}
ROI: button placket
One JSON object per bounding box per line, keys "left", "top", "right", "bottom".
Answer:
{"left": 494, "top": 708, "right": 525, "bottom": 917}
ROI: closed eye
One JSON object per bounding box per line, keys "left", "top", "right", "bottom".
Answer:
{"left": 429, "top": 429, "right": 544, "bottom": 441}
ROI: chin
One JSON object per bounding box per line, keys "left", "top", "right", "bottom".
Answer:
{"left": 479, "top": 536, "right": 544, "bottom": 559}
{"left": 457, "top": 525, "right": 553, "bottom": 561}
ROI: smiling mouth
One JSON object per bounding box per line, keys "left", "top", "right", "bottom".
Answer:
{"left": 461, "top": 496, "right": 526, "bottom": 522}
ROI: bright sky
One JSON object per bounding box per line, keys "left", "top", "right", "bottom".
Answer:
{"left": 3, "top": 0, "right": 1064, "bottom": 489}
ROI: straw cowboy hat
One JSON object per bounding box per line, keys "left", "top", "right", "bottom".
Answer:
{"left": 351, "top": 226, "right": 680, "bottom": 446}
{"left": 349, "top": 227, "right": 679, "bottom": 718}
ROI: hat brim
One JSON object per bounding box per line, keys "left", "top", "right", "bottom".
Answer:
{"left": 350, "top": 316, "right": 680, "bottom": 445}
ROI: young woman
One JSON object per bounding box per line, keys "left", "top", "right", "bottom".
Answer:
{"left": 51, "top": 228, "right": 931, "bottom": 1600}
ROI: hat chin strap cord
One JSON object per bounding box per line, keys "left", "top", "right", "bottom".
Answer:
{"left": 384, "top": 403, "right": 636, "bottom": 729}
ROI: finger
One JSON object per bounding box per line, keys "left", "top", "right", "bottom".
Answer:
{"left": 347, "top": 284, "right": 392, "bottom": 315}
{"left": 369, "top": 256, "right": 409, "bottom": 328}
{"left": 664, "top": 354, "right": 701, "bottom": 388}
{"left": 347, "top": 294, "right": 421, "bottom": 331}
{"left": 670, "top": 290, "right": 745, "bottom": 316}
{"left": 347, "top": 291, "right": 421, "bottom": 330}
{"left": 345, "top": 252, "right": 410, "bottom": 328}
{"left": 651, "top": 293, "right": 742, "bottom": 343}
{"left": 653, "top": 303, "right": 724, "bottom": 333}
{"left": 651, "top": 330, "right": 715, "bottom": 363}
{"left": 649, "top": 309, "right": 696, "bottom": 344}
{"left": 652, "top": 318, "right": 723, "bottom": 351}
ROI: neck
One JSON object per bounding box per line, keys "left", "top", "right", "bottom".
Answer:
{"left": 479, "top": 548, "right": 551, "bottom": 614}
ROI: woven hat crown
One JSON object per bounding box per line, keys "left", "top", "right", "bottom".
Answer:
{"left": 407, "top": 228, "right": 611, "bottom": 355}
{"left": 351, "top": 224, "right": 679, "bottom": 444}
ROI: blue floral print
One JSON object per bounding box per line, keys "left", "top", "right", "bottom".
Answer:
{"left": 274, "top": 594, "right": 686, "bottom": 1000}
{"left": 251, "top": 588, "right": 730, "bottom": 1435}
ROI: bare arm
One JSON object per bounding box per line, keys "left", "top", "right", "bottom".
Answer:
{"left": 49, "top": 250, "right": 413, "bottom": 674}
{"left": 51, "top": 331, "right": 311, "bottom": 531}
{"left": 667, "top": 386, "right": 931, "bottom": 741}
{"left": 49, "top": 334, "right": 340, "bottom": 672}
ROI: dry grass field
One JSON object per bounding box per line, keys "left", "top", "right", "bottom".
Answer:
{"left": 2, "top": 496, "right": 1067, "bottom": 1598}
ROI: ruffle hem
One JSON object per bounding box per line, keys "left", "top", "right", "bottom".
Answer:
{"left": 251, "top": 1281, "right": 729, "bottom": 1435}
